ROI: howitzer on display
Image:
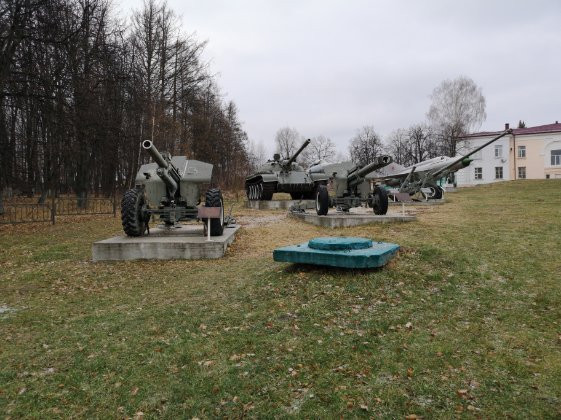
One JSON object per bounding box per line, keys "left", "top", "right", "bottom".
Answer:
{"left": 245, "top": 138, "right": 329, "bottom": 200}
{"left": 121, "top": 140, "right": 224, "bottom": 237}
{"left": 310, "top": 155, "right": 393, "bottom": 215}
{"left": 369, "top": 129, "right": 513, "bottom": 200}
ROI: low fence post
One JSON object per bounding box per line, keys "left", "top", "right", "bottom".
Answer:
{"left": 113, "top": 192, "right": 117, "bottom": 217}
{"left": 51, "top": 194, "right": 56, "bottom": 225}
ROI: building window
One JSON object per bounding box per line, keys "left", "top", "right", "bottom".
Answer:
{"left": 518, "top": 145, "right": 526, "bottom": 158}
{"left": 474, "top": 167, "right": 482, "bottom": 180}
{"left": 495, "top": 145, "right": 503, "bottom": 158}
{"left": 551, "top": 149, "right": 561, "bottom": 166}
{"left": 495, "top": 167, "right": 503, "bottom": 179}
{"left": 518, "top": 167, "right": 526, "bottom": 179}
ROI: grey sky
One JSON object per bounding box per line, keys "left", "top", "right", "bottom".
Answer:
{"left": 118, "top": 0, "right": 561, "bottom": 155}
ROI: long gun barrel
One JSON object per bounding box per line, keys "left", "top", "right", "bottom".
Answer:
{"left": 285, "top": 138, "right": 311, "bottom": 167}
{"left": 347, "top": 155, "right": 393, "bottom": 187}
{"left": 142, "top": 140, "right": 180, "bottom": 195}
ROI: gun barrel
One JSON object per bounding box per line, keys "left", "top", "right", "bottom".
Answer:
{"left": 348, "top": 155, "right": 392, "bottom": 185}
{"left": 142, "top": 140, "right": 168, "bottom": 169}
{"left": 142, "top": 140, "right": 180, "bottom": 194}
{"left": 286, "top": 138, "right": 311, "bottom": 166}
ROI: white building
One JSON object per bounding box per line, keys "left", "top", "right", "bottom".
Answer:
{"left": 455, "top": 122, "right": 561, "bottom": 186}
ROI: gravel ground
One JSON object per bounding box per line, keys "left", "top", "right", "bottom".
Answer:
{"left": 236, "top": 214, "right": 287, "bottom": 228}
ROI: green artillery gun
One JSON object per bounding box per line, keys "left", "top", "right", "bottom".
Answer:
{"left": 246, "top": 139, "right": 326, "bottom": 200}
{"left": 308, "top": 155, "right": 393, "bottom": 215}
{"left": 121, "top": 140, "right": 224, "bottom": 237}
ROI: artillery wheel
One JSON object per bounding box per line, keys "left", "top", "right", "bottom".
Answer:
{"left": 306, "top": 182, "right": 324, "bottom": 200}
{"left": 423, "top": 185, "right": 443, "bottom": 200}
{"left": 316, "top": 185, "right": 329, "bottom": 216}
{"left": 121, "top": 188, "right": 149, "bottom": 237}
{"left": 371, "top": 186, "right": 389, "bottom": 215}
{"left": 204, "top": 188, "right": 224, "bottom": 236}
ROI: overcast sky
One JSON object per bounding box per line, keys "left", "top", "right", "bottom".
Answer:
{"left": 118, "top": 0, "right": 561, "bottom": 155}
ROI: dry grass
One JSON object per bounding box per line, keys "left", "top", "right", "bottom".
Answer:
{"left": 1, "top": 180, "right": 561, "bottom": 418}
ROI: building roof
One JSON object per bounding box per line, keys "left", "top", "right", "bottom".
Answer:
{"left": 461, "top": 122, "right": 561, "bottom": 139}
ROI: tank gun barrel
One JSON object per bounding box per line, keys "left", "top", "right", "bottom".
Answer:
{"left": 285, "top": 138, "right": 311, "bottom": 167}
{"left": 347, "top": 155, "right": 392, "bottom": 187}
{"left": 142, "top": 140, "right": 180, "bottom": 194}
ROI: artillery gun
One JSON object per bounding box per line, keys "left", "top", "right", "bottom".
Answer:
{"left": 246, "top": 139, "right": 328, "bottom": 200}
{"left": 309, "top": 155, "right": 393, "bottom": 215}
{"left": 121, "top": 140, "right": 224, "bottom": 237}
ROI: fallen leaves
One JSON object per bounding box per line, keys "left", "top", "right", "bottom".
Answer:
{"left": 456, "top": 389, "right": 469, "bottom": 398}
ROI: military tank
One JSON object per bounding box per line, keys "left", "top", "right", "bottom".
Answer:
{"left": 245, "top": 139, "right": 328, "bottom": 200}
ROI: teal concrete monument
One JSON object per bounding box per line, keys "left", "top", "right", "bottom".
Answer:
{"left": 273, "top": 237, "right": 399, "bottom": 269}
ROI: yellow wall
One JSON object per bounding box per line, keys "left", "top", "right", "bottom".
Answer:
{"left": 512, "top": 133, "right": 561, "bottom": 179}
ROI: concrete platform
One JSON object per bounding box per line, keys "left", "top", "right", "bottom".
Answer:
{"left": 389, "top": 199, "right": 445, "bottom": 206}
{"left": 92, "top": 224, "right": 240, "bottom": 261}
{"left": 246, "top": 199, "right": 315, "bottom": 210}
{"left": 289, "top": 210, "right": 415, "bottom": 228}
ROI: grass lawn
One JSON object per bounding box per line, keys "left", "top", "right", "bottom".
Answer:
{"left": 1, "top": 180, "right": 560, "bottom": 418}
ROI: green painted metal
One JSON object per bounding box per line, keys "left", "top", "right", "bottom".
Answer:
{"left": 245, "top": 139, "right": 330, "bottom": 200}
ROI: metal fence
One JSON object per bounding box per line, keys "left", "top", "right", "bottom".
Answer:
{"left": 0, "top": 196, "right": 117, "bottom": 224}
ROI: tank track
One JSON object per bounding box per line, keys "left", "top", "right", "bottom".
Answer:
{"left": 245, "top": 179, "right": 276, "bottom": 200}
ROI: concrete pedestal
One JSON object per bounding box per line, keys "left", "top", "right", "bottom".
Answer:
{"left": 246, "top": 200, "right": 315, "bottom": 210}
{"left": 92, "top": 225, "right": 240, "bottom": 261}
{"left": 289, "top": 211, "right": 415, "bottom": 228}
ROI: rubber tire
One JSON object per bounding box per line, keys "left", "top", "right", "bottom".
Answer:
{"left": 372, "top": 186, "right": 389, "bottom": 215}
{"left": 432, "top": 186, "right": 443, "bottom": 200}
{"left": 205, "top": 188, "right": 224, "bottom": 236}
{"left": 316, "top": 185, "right": 329, "bottom": 215}
{"left": 121, "top": 188, "right": 148, "bottom": 237}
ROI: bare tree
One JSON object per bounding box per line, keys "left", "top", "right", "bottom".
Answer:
{"left": 386, "top": 124, "right": 440, "bottom": 166}
{"left": 301, "top": 135, "right": 336, "bottom": 166}
{"left": 274, "top": 127, "right": 300, "bottom": 159}
{"left": 0, "top": 0, "right": 252, "bottom": 200}
{"left": 349, "top": 126, "right": 383, "bottom": 166}
{"left": 247, "top": 139, "right": 267, "bottom": 171}
{"left": 385, "top": 128, "right": 409, "bottom": 165}
{"left": 408, "top": 124, "right": 439, "bottom": 163}
{"left": 427, "top": 76, "right": 486, "bottom": 156}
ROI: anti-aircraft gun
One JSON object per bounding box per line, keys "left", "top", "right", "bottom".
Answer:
{"left": 121, "top": 140, "right": 224, "bottom": 237}
{"left": 309, "top": 155, "right": 393, "bottom": 215}
{"left": 246, "top": 138, "right": 325, "bottom": 200}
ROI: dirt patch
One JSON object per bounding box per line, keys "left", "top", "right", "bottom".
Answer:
{"left": 236, "top": 214, "right": 287, "bottom": 228}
